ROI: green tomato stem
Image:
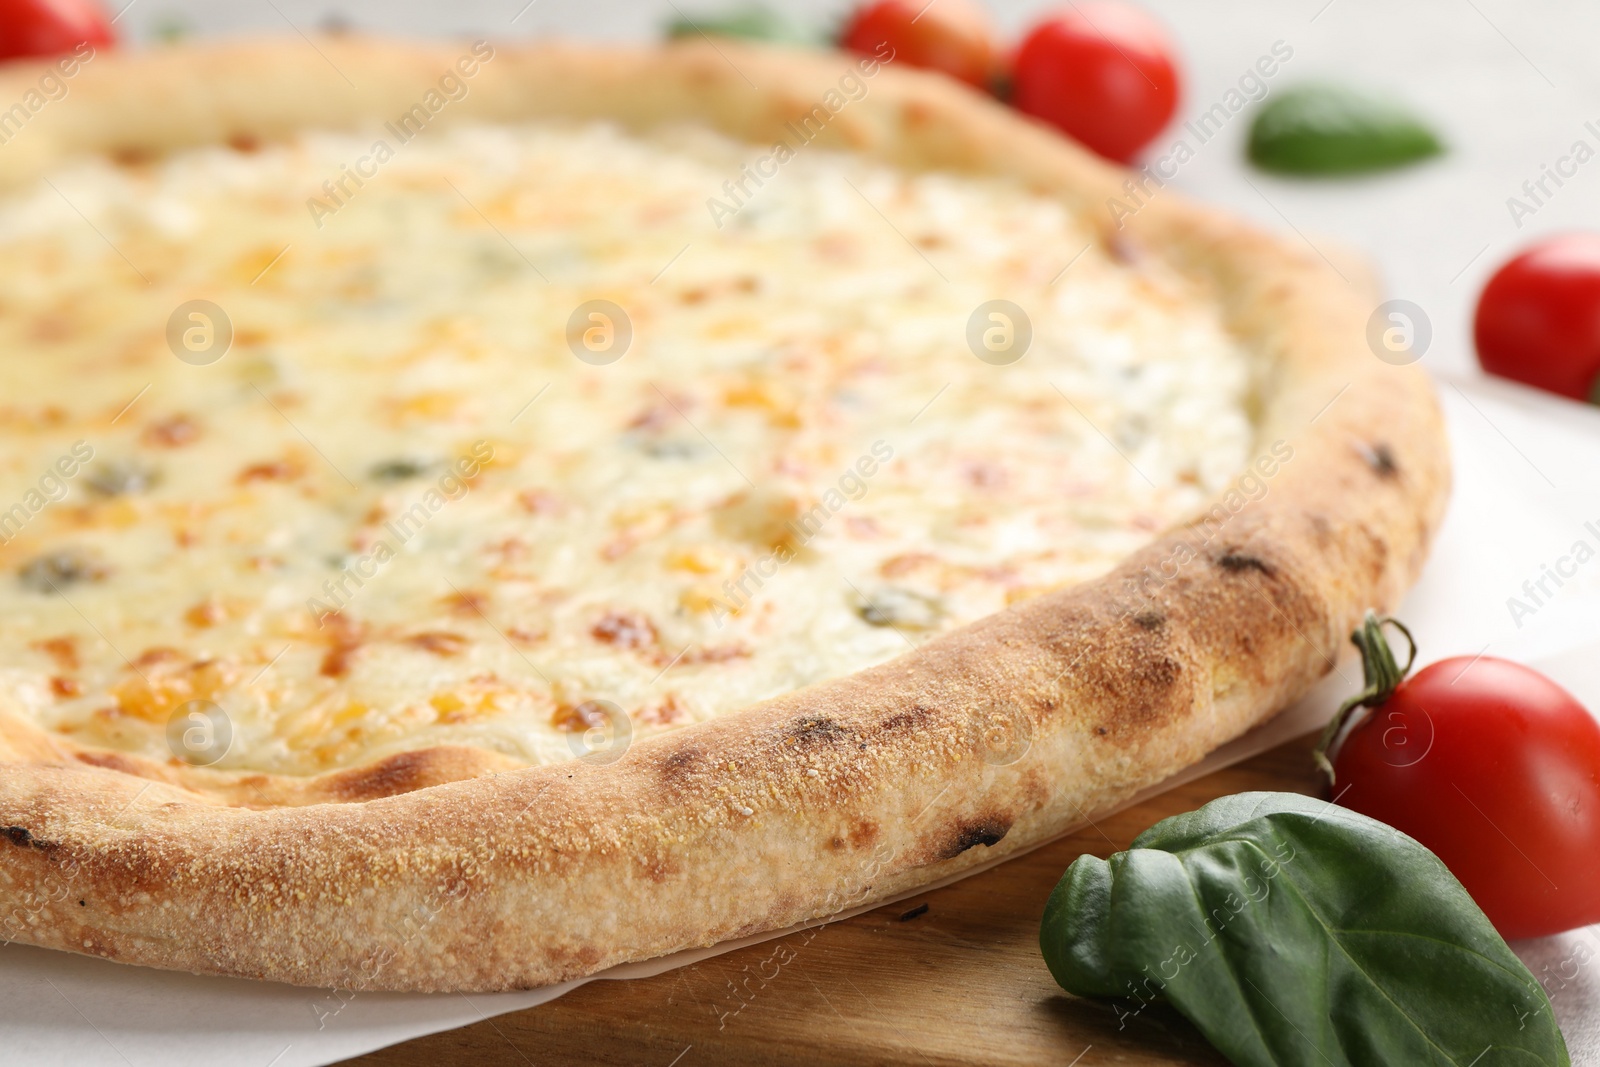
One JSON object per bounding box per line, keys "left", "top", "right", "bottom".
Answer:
{"left": 1313, "top": 610, "right": 1417, "bottom": 784}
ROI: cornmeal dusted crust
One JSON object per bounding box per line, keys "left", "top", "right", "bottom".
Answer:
{"left": 0, "top": 37, "right": 1448, "bottom": 991}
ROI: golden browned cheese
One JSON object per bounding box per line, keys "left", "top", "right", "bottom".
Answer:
{"left": 0, "top": 40, "right": 1447, "bottom": 994}
{"left": 0, "top": 121, "right": 1250, "bottom": 776}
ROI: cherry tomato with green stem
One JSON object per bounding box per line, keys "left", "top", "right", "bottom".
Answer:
{"left": 1322, "top": 612, "right": 1600, "bottom": 939}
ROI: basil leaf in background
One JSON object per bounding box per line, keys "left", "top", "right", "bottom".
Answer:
{"left": 1040, "top": 792, "right": 1568, "bottom": 1067}
{"left": 1248, "top": 83, "right": 1444, "bottom": 175}
{"left": 664, "top": 6, "right": 826, "bottom": 46}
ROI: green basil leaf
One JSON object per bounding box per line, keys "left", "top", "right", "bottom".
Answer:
{"left": 1040, "top": 792, "right": 1568, "bottom": 1067}
{"left": 1248, "top": 83, "right": 1444, "bottom": 175}
{"left": 663, "top": 6, "right": 825, "bottom": 46}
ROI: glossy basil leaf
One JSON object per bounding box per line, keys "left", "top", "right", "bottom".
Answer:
{"left": 664, "top": 6, "right": 825, "bottom": 46}
{"left": 1248, "top": 83, "right": 1444, "bottom": 175}
{"left": 1040, "top": 792, "right": 1568, "bottom": 1067}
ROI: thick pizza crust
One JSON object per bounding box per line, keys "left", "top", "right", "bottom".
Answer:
{"left": 0, "top": 37, "right": 1449, "bottom": 991}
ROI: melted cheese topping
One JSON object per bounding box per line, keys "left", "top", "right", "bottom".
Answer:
{"left": 0, "top": 122, "right": 1252, "bottom": 775}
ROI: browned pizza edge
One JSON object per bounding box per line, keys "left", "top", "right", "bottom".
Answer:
{"left": 0, "top": 38, "right": 1450, "bottom": 991}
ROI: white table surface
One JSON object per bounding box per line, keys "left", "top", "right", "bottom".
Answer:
{"left": 10, "top": 0, "right": 1600, "bottom": 1063}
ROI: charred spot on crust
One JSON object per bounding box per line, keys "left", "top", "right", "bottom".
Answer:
{"left": 660, "top": 745, "right": 701, "bottom": 779}
{"left": 3, "top": 825, "right": 54, "bottom": 851}
{"left": 787, "top": 715, "right": 845, "bottom": 745}
{"left": 328, "top": 750, "right": 444, "bottom": 801}
{"left": 1135, "top": 655, "right": 1181, "bottom": 691}
{"left": 1132, "top": 609, "right": 1165, "bottom": 630}
{"left": 1085, "top": 641, "right": 1188, "bottom": 742}
{"left": 1217, "top": 550, "right": 1274, "bottom": 577}
{"left": 1365, "top": 442, "right": 1399, "bottom": 478}
{"left": 899, "top": 903, "right": 929, "bottom": 922}
{"left": 939, "top": 817, "right": 1012, "bottom": 859}
{"left": 881, "top": 704, "right": 933, "bottom": 732}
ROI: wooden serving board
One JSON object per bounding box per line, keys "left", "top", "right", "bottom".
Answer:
{"left": 343, "top": 731, "right": 1328, "bottom": 1067}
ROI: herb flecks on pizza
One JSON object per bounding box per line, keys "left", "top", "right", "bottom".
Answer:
{"left": 0, "top": 40, "right": 1448, "bottom": 993}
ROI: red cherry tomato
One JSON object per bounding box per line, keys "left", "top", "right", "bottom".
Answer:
{"left": 839, "top": 0, "right": 1000, "bottom": 91}
{"left": 0, "top": 0, "right": 114, "bottom": 62}
{"left": 1010, "top": 2, "right": 1180, "bottom": 163}
{"left": 1332, "top": 650, "right": 1600, "bottom": 940}
{"left": 0, "top": 0, "right": 113, "bottom": 63}
{"left": 1475, "top": 233, "right": 1600, "bottom": 402}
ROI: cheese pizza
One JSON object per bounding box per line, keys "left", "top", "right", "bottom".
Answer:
{"left": 0, "top": 38, "right": 1448, "bottom": 992}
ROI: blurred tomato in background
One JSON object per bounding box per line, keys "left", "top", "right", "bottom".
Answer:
{"left": 1010, "top": 2, "right": 1180, "bottom": 163}
{"left": 0, "top": 0, "right": 114, "bottom": 62}
{"left": 1476, "top": 233, "right": 1600, "bottom": 403}
{"left": 839, "top": 0, "right": 1000, "bottom": 90}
